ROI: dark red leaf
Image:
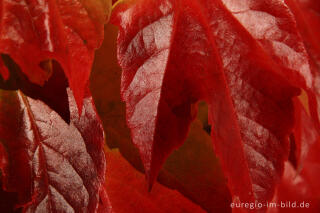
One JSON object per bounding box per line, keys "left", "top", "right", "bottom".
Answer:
{"left": 0, "top": 88, "right": 109, "bottom": 212}
{"left": 111, "top": 0, "right": 310, "bottom": 207}
{"left": 0, "top": 0, "right": 111, "bottom": 110}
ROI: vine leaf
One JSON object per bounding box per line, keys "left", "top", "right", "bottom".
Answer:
{"left": 0, "top": 0, "right": 111, "bottom": 111}
{"left": 112, "top": 0, "right": 312, "bottom": 207}
{"left": 0, "top": 88, "right": 109, "bottom": 212}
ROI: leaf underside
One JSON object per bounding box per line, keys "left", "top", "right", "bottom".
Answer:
{"left": 112, "top": 0, "right": 314, "bottom": 206}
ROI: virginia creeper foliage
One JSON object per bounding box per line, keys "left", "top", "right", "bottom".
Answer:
{"left": 0, "top": 0, "right": 320, "bottom": 212}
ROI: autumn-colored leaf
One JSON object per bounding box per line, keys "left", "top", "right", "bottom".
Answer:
{"left": 104, "top": 147, "right": 205, "bottom": 213}
{"left": 0, "top": 89, "right": 109, "bottom": 212}
{"left": 111, "top": 0, "right": 311, "bottom": 207}
{"left": 0, "top": 0, "right": 111, "bottom": 110}
{"left": 91, "top": 23, "right": 232, "bottom": 212}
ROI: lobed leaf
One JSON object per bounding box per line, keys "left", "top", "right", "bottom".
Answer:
{"left": 111, "top": 0, "right": 311, "bottom": 207}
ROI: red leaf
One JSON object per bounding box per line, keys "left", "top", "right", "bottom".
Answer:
{"left": 0, "top": 89, "right": 109, "bottom": 212}
{"left": 285, "top": 0, "right": 320, "bottom": 128}
{"left": 0, "top": 0, "right": 111, "bottom": 110}
{"left": 105, "top": 147, "right": 205, "bottom": 213}
{"left": 112, "top": 0, "right": 309, "bottom": 206}
{"left": 91, "top": 23, "right": 231, "bottom": 212}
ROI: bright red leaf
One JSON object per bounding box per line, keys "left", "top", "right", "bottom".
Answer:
{"left": 0, "top": 89, "right": 109, "bottom": 212}
{"left": 111, "top": 0, "right": 312, "bottom": 207}
{"left": 0, "top": 0, "right": 111, "bottom": 110}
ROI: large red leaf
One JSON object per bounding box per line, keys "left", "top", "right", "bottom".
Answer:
{"left": 0, "top": 0, "right": 111, "bottom": 110}
{"left": 0, "top": 89, "right": 109, "bottom": 212}
{"left": 111, "top": 0, "right": 310, "bottom": 207}
{"left": 284, "top": 0, "right": 320, "bottom": 128}
{"left": 91, "top": 23, "right": 231, "bottom": 212}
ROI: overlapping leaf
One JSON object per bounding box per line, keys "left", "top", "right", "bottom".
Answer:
{"left": 0, "top": 89, "right": 109, "bottom": 212}
{"left": 0, "top": 0, "right": 318, "bottom": 212}
{"left": 111, "top": 0, "right": 313, "bottom": 207}
{"left": 91, "top": 23, "right": 232, "bottom": 212}
{"left": 0, "top": 0, "right": 112, "bottom": 110}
